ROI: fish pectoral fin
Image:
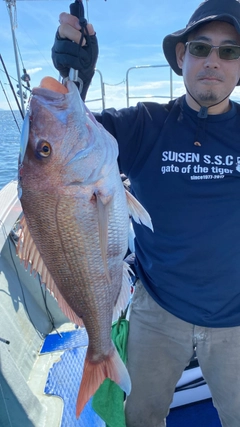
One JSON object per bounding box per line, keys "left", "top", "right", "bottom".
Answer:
{"left": 96, "top": 194, "right": 112, "bottom": 284}
{"left": 17, "top": 215, "right": 53, "bottom": 281}
{"left": 125, "top": 189, "right": 154, "bottom": 231}
{"left": 76, "top": 345, "right": 131, "bottom": 418}
{"left": 112, "top": 261, "right": 132, "bottom": 321}
{"left": 17, "top": 215, "right": 84, "bottom": 327}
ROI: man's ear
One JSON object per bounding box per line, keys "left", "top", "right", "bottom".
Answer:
{"left": 176, "top": 42, "right": 186, "bottom": 69}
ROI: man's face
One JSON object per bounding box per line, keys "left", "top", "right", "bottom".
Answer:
{"left": 176, "top": 21, "right": 240, "bottom": 112}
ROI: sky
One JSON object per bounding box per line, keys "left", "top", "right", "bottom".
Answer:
{"left": 1, "top": 0, "right": 240, "bottom": 112}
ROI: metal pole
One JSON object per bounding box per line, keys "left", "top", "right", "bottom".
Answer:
{"left": 95, "top": 69, "right": 105, "bottom": 110}
{"left": 6, "top": 0, "right": 25, "bottom": 115}
{"left": 125, "top": 65, "right": 174, "bottom": 106}
{"left": 126, "top": 67, "right": 132, "bottom": 108}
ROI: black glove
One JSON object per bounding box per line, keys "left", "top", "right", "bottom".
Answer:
{"left": 51, "top": 28, "right": 98, "bottom": 101}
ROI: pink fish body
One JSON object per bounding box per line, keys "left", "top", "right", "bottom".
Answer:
{"left": 18, "top": 77, "right": 153, "bottom": 417}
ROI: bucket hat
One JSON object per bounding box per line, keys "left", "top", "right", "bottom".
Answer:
{"left": 163, "top": 0, "right": 240, "bottom": 85}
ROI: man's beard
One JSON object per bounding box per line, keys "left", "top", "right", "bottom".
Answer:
{"left": 197, "top": 90, "right": 218, "bottom": 104}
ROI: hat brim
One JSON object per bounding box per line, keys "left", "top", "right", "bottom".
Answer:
{"left": 163, "top": 14, "right": 240, "bottom": 85}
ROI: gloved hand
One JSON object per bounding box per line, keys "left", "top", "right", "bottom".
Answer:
{"left": 51, "top": 13, "right": 98, "bottom": 100}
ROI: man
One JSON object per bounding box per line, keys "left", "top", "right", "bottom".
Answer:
{"left": 52, "top": 0, "right": 240, "bottom": 425}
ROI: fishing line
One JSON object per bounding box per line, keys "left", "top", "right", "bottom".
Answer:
{"left": 1, "top": 218, "right": 59, "bottom": 340}
{"left": 9, "top": 220, "right": 58, "bottom": 335}
{"left": 0, "top": 80, "right": 21, "bottom": 132}
{"left": 0, "top": 68, "right": 31, "bottom": 93}
{"left": 15, "top": 38, "right": 31, "bottom": 92}
{"left": 15, "top": 22, "right": 56, "bottom": 77}
{"left": 15, "top": 38, "right": 25, "bottom": 73}
{"left": 37, "top": 273, "right": 59, "bottom": 335}
{"left": 0, "top": 54, "right": 23, "bottom": 119}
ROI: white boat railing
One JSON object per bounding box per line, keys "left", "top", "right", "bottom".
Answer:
{"left": 86, "top": 68, "right": 106, "bottom": 110}
{"left": 85, "top": 64, "right": 174, "bottom": 110}
{"left": 126, "top": 64, "right": 173, "bottom": 107}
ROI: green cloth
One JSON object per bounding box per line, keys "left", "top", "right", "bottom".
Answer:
{"left": 92, "top": 315, "right": 129, "bottom": 427}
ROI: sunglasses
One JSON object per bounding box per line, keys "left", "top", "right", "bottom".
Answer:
{"left": 185, "top": 41, "right": 240, "bottom": 60}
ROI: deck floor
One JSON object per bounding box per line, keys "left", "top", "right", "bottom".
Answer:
{"left": 30, "top": 326, "right": 221, "bottom": 427}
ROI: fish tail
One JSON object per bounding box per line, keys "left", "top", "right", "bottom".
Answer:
{"left": 76, "top": 345, "right": 131, "bottom": 418}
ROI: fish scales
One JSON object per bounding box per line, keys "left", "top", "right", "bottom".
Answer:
{"left": 21, "top": 185, "right": 127, "bottom": 352}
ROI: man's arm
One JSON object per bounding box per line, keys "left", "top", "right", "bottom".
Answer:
{"left": 51, "top": 12, "right": 98, "bottom": 100}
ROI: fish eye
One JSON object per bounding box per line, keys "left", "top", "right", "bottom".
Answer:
{"left": 36, "top": 140, "right": 51, "bottom": 158}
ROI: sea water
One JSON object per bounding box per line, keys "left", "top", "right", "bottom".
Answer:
{"left": 0, "top": 110, "right": 22, "bottom": 190}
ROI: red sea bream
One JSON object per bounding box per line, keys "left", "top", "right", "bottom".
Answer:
{"left": 17, "top": 76, "right": 153, "bottom": 417}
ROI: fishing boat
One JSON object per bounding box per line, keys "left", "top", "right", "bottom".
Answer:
{"left": 0, "top": 1, "right": 220, "bottom": 426}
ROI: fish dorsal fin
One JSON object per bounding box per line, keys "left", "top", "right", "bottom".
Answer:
{"left": 17, "top": 215, "right": 84, "bottom": 327}
{"left": 112, "top": 261, "right": 132, "bottom": 321}
{"left": 125, "top": 189, "right": 154, "bottom": 231}
{"left": 96, "top": 194, "right": 111, "bottom": 284}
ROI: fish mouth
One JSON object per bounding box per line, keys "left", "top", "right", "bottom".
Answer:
{"left": 30, "top": 79, "right": 79, "bottom": 121}
{"left": 31, "top": 77, "right": 73, "bottom": 100}
{"left": 32, "top": 86, "right": 69, "bottom": 101}
{"left": 31, "top": 77, "right": 80, "bottom": 100}
{"left": 30, "top": 78, "right": 80, "bottom": 112}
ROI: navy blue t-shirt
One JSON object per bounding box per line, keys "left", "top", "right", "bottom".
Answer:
{"left": 95, "top": 95, "right": 240, "bottom": 327}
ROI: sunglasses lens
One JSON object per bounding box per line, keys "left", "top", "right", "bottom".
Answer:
{"left": 188, "top": 42, "right": 240, "bottom": 60}
{"left": 188, "top": 42, "right": 211, "bottom": 57}
{"left": 219, "top": 46, "right": 240, "bottom": 60}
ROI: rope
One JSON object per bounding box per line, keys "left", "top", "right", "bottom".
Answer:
{"left": 104, "top": 80, "right": 126, "bottom": 87}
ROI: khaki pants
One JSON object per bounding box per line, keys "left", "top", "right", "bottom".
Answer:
{"left": 125, "top": 281, "right": 240, "bottom": 427}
